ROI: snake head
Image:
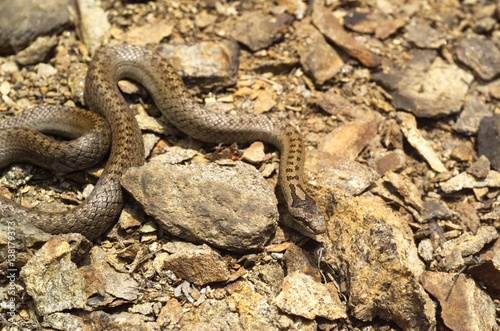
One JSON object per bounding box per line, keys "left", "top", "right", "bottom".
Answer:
{"left": 285, "top": 184, "right": 327, "bottom": 238}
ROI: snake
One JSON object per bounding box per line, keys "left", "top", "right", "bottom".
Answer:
{"left": 0, "top": 44, "right": 326, "bottom": 240}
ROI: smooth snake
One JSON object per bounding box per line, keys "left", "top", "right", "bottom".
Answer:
{"left": 0, "top": 45, "right": 326, "bottom": 240}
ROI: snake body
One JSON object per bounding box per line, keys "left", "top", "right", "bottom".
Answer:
{"left": 0, "top": 45, "right": 325, "bottom": 240}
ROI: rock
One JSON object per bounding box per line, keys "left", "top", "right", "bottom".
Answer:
{"left": 123, "top": 20, "right": 173, "bottom": 46}
{"left": 467, "top": 237, "right": 500, "bottom": 295}
{"left": 176, "top": 279, "right": 291, "bottom": 330}
{"left": 314, "top": 88, "right": 365, "bottom": 118}
{"left": 156, "top": 39, "right": 240, "bottom": 91}
{"left": 0, "top": 0, "right": 72, "bottom": 55}
{"left": 421, "top": 271, "right": 497, "bottom": 331}
{"left": 228, "top": 11, "right": 293, "bottom": 51}
{"left": 454, "top": 96, "right": 492, "bottom": 135}
{"left": 454, "top": 37, "right": 500, "bottom": 81}
{"left": 405, "top": 20, "right": 446, "bottom": 48}
{"left": 318, "top": 113, "right": 378, "bottom": 162}
{"left": 293, "top": 18, "right": 344, "bottom": 85}
{"left": 384, "top": 171, "right": 424, "bottom": 212}
{"left": 86, "top": 311, "right": 157, "bottom": 331}
{"left": 312, "top": 2, "right": 380, "bottom": 67}
{"left": 467, "top": 155, "right": 490, "bottom": 179}
{"left": 80, "top": 246, "right": 140, "bottom": 308}
{"left": 343, "top": 10, "right": 405, "bottom": 40}
{"left": 276, "top": 272, "right": 347, "bottom": 320}
{"left": 15, "top": 35, "right": 59, "bottom": 66}
{"left": 325, "top": 189, "right": 436, "bottom": 330}
{"left": 154, "top": 242, "right": 230, "bottom": 285}
{"left": 372, "top": 50, "right": 474, "bottom": 118}
{"left": 307, "top": 150, "right": 379, "bottom": 195}
{"left": 283, "top": 244, "right": 322, "bottom": 282}
{"left": 397, "top": 112, "right": 447, "bottom": 172}
{"left": 421, "top": 200, "right": 451, "bottom": 222}
{"left": 241, "top": 142, "right": 266, "bottom": 164}
{"left": 77, "top": 0, "right": 111, "bottom": 55}
{"left": 478, "top": 114, "right": 500, "bottom": 170}
{"left": 372, "top": 149, "right": 406, "bottom": 175}
{"left": 121, "top": 161, "right": 278, "bottom": 252}
{"left": 20, "top": 238, "right": 86, "bottom": 316}
{"left": 438, "top": 226, "right": 498, "bottom": 271}
{"left": 440, "top": 170, "right": 500, "bottom": 193}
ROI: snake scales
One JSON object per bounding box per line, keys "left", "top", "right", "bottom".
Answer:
{"left": 0, "top": 45, "right": 325, "bottom": 240}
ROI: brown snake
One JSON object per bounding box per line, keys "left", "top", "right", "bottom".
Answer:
{"left": 0, "top": 45, "right": 326, "bottom": 240}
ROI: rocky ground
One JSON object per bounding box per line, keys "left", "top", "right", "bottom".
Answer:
{"left": 0, "top": 0, "right": 499, "bottom": 330}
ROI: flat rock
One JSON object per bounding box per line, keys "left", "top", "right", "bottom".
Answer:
{"left": 421, "top": 271, "right": 497, "bottom": 331}
{"left": 228, "top": 11, "right": 293, "bottom": 51}
{"left": 312, "top": 3, "right": 380, "bottom": 67}
{"left": 454, "top": 96, "right": 492, "bottom": 135}
{"left": 80, "top": 246, "right": 140, "bottom": 308}
{"left": 156, "top": 39, "right": 240, "bottom": 91}
{"left": 373, "top": 50, "right": 474, "bottom": 118}
{"left": 77, "top": 0, "right": 110, "bottom": 55}
{"left": 325, "top": 189, "right": 436, "bottom": 330}
{"left": 121, "top": 161, "right": 278, "bottom": 252}
{"left": 276, "top": 272, "right": 347, "bottom": 320}
{"left": 0, "top": 0, "right": 72, "bottom": 55}
{"left": 478, "top": 114, "right": 500, "bottom": 170}
{"left": 20, "top": 238, "right": 86, "bottom": 316}
{"left": 293, "top": 18, "right": 344, "bottom": 85}
{"left": 154, "top": 242, "right": 230, "bottom": 285}
{"left": 454, "top": 37, "right": 500, "bottom": 81}
{"left": 405, "top": 20, "right": 446, "bottom": 49}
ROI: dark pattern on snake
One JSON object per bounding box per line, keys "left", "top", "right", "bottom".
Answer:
{"left": 0, "top": 45, "right": 325, "bottom": 240}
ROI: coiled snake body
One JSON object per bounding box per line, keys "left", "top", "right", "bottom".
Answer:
{"left": 0, "top": 45, "right": 325, "bottom": 240}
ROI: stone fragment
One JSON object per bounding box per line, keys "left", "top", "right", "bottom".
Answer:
{"left": 319, "top": 113, "right": 378, "bottom": 162}
{"left": 15, "top": 35, "right": 59, "bottom": 66}
{"left": 241, "top": 142, "right": 266, "bottom": 164}
{"left": 467, "top": 155, "right": 490, "bottom": 179}
{"left": 454, "top": 96, "right": 492, "bottom": 135}
{"left": 421, "top": 271, "right": 497, "bottom": 331}
{"left": 276, "top": 272, "right": 347, "bottom": 320}
{"left": 157, "top": 40, "right": 240, "bottom": 91}
{"left": 343, "top": 10, "right": 405, "bottom": 39}
{"left": 405, "top": 20, "right": 446, "bottom": 48}
{"left": 372, "top": 149, "right": 406, "bottom": 175}
{"left": 86, "top": 311, "right": 157, "bottom": 331}
{"left": 155, "top": 242, "right": 230, "bottom": 285}
{"left": 0, "top": 0, "right": 72, "bottom": 55}
{"left": 454, "top": 200, "right": 480, "bottom": 233}
{"left": 373, "top": 51, "right": 473, "bottom": 118}
{"left": 20, "top": 238, "right": 86, "bottom": 316}
{"left": 121, "top": 161, "right": 278, "bottom": 252}
{"left": 439, "top": 226, "right": 498, "bottom": 264}
{"left": 42, "top": 313, "right": 88, "bottom": 330}
{"left": 384, "top": 172, "right": 424, "bottom": 212}
{"left": 325, "top": 189, "right": 436, "bottom": 330}
{"left": 294, "top": 18, "right": 344, "bottom": 84}
{"left": 229, "top": 11, "right": 293, "bottom": 51}
{"left": 312, "top": 3, "right": 380, "bottom": 67}
{"left": 421, "top": 200, "right": 451, "bottom": 222}
{"left": 440, "top": 170, "right": 500, "bottom": 193}
{"left": 315, "top": 88, "right": 365, "bottom": 118}
{"left": 283, "top": 244, "right": 322, "bottom": 282}
{"left": 454, "top": 37, "right": 500, "bottom": 81}
{"left": 307, "top": 150, "right": 379, "bottom": 195}
{"left": 80, "top": 246, "right": 140, "bottom": 308}
{"left": 478, "top": 114, "right": 500, "bottom": 170}
{"left": 397, "top": 112, "right": 447, "bottom": 172}
{"left": 123, "top": 20, "right": 173, "bottom": 46}
{"left": 467, "top": 237, "right": 500, "bottom": 294}
{"left": 77, "top": 0, "right": 111, "bottom": 55}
